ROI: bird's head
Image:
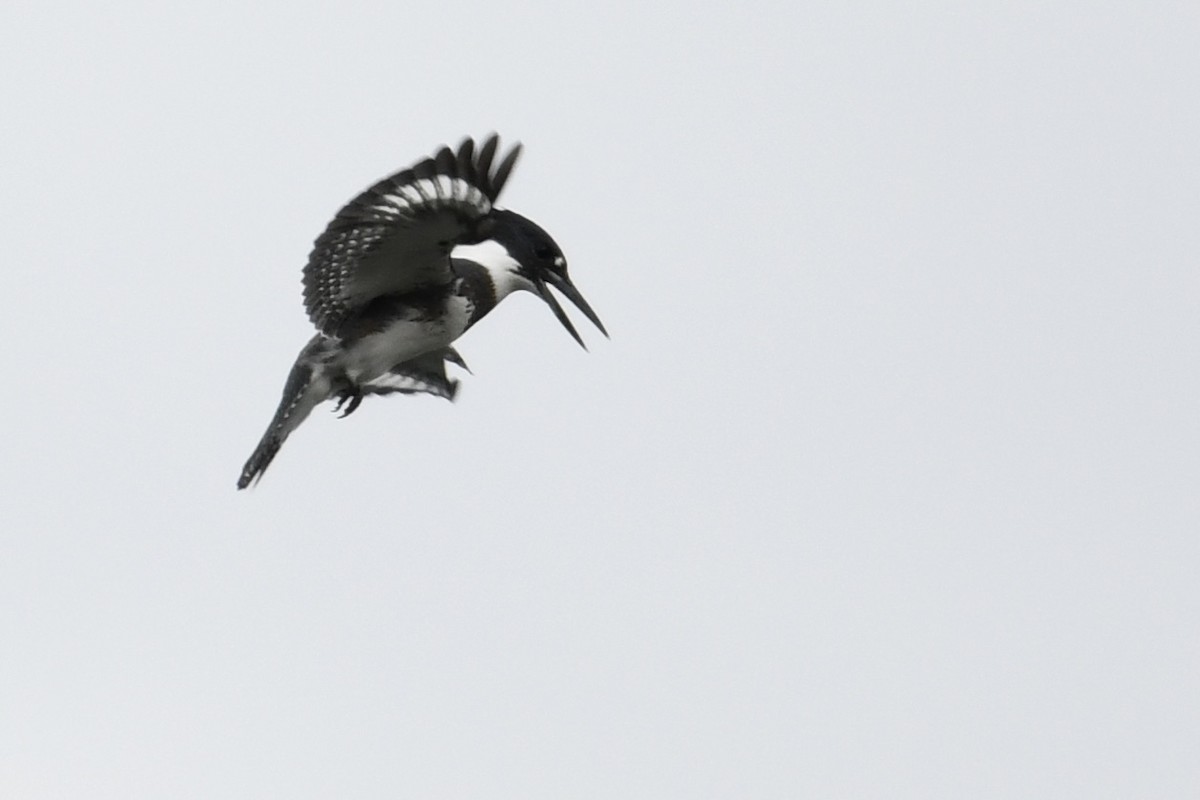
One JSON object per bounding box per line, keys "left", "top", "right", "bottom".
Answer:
{"left": 483, "top": 209, "right": 608, "bottom": 348}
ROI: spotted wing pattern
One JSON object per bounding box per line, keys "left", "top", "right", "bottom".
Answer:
{"left": 302, "top": 135, "right": 522, "bottom": 337}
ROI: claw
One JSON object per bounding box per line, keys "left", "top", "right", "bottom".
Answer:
{"left": 339, "top": 392, "right": 363, "bottom": 417}
{"left": 332, "top": 381, "right": 364, "bottom": 418}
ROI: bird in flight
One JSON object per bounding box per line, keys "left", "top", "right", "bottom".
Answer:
{"left": 237, "top": 134, "right": 606, "bottom": 489}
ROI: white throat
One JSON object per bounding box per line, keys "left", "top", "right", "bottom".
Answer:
{"left": 454, "top": 240, "right": 536, "bottom": 300}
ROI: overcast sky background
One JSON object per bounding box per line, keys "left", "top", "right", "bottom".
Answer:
{"left": 2, "top": 1, "right": 1197, "bottom": 797}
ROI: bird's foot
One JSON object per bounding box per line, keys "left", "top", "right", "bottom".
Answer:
{"left": 332, "top": 386, "right": 363, "bottom": 418}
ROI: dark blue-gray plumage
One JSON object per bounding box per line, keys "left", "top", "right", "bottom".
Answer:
{"left": 237, "top": 135, "right": 606, "bottom": 489}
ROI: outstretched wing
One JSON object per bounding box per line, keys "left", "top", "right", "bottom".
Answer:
{"left": 361, "top": 347, "right": 470, "bottom": 401}
{"left": 302, "top": 134, "right": 522, "bottom": 337}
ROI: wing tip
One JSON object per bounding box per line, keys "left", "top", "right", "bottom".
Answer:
{"left": 470, "top": 133, "right": 522, "bottom": 201}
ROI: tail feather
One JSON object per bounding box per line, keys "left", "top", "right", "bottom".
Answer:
{"left": 237, "top": 337, "right": 333, "bottom": 489}
{"left": 236, "top": 340, "right": 470, "bottom": 489}
{"left": 237, "top": 432, "right": 285, "bottom": 491}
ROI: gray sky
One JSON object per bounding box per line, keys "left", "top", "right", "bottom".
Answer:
{"left": 2, "top": 1, "right": 1198, "bottom": 797}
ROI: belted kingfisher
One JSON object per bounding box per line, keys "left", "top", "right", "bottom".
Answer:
{"left": 237, "top": 134, "right": 606, "bottom": 489}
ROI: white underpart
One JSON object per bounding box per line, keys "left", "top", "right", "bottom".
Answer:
{"left": 453, "top": 240, "right": 536, "bottom": 300}
{"left": 340, "top": 295, "right": 472, "bottom": 384}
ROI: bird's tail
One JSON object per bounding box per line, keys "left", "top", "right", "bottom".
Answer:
{"left": 237, "top": 336, "right": 334, "bottom": 490}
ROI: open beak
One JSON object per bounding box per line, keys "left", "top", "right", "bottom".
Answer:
{"left": 537, "top": 270, "right": 609, "bottom": 349}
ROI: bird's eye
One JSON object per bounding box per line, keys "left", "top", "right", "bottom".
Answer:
{"left": 534, "top": 246, "right": 554, "bottom": 260}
